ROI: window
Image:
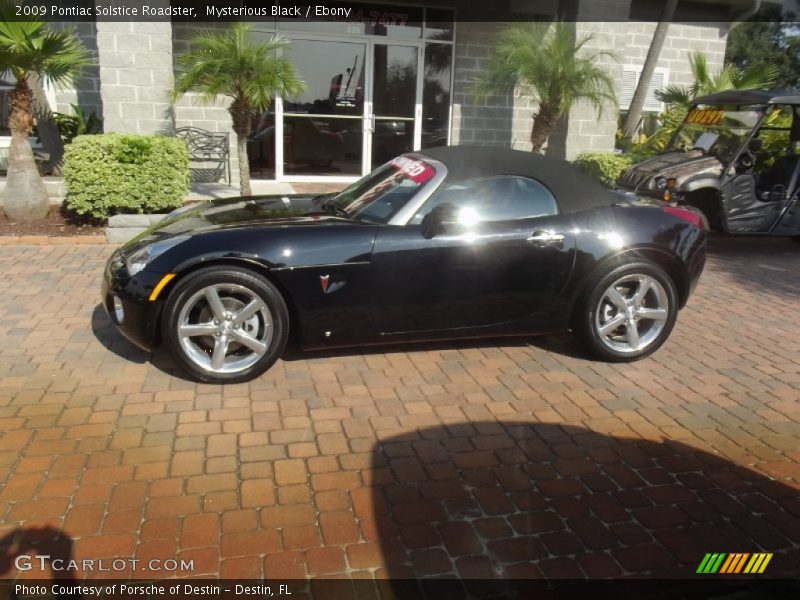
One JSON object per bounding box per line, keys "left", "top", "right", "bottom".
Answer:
{"left": 412, "top": 176, "right": 558, "bottom": 224}
{"left": 619, "top": 66, "right": 668, "bottom": 112}
{"left": 422, "top": 43, "right": 452, "bottom": 149}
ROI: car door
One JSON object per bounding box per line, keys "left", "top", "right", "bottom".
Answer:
{"left": 370, "top": 176, "right": 576, "bottom": 335}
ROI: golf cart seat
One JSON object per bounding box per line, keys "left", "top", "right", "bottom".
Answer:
{"left": 757, "top": 147, "right": 800, "bottom": 202}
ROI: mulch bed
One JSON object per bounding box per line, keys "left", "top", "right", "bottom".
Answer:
{"left": 0, "top": 206, "right": 105, "bottom": 237}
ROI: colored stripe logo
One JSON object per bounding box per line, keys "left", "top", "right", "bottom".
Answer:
{"left": 697, "top": 553, "right": 773, "bottom": 574}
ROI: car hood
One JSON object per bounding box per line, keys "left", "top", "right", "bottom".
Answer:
{"left": 619, "top": 151, "right": 723, "bottom": 191}
{"left": 124, "top": 194, "right": 347, "bottom": 249}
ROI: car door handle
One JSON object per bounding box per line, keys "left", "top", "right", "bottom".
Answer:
{"left": 527, "top": 230, "right": 565, "bottom": 246}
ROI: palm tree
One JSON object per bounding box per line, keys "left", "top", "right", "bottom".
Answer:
{"left": 172, "top": 24, "right": 305, "bottom": 196}
{"left": 621, "top": 0, "right": 679, "bottom": 143}
{"left": 655, "top": 51, "right": 778, "bottom": 109}
{"left": 0, "top": 7, "right": 91, "bottom": 222}
{"left": 628, "top": 53, "right": 779, "bottom": 157}
{"left": 472, "top": 21, "right": 617, "bottom": 153}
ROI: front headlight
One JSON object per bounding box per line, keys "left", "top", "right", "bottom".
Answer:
{"left": 125, "top": 235, "right": 189, "bottom": 276}
{"left": 654, "top": 176, "right": 668, "bottom": 192}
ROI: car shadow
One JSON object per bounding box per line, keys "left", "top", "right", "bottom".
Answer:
{"left": 94, "top": 303, "right": 594, "bottom": 383}
{"left": 282, "top": 333, "right": 591, "bottom": 364}
{"left": 90, "top": 304, "right": 149, "bottom": 365}
{"left": 367, "top": 422, "right": 799, "bottom": 597}
{"left": 707, "top": 235, "right": 800, "bottom": 301}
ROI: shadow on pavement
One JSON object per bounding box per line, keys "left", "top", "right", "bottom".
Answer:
{"left": 90, "top": 304, "right": 149, "bottom": 365}
{"left": 707, "top": 235, "right": 800, "bottom": 301}
{"left": 0, "top": 526, "right": 77, "bottom": 582}
{"left": 369, "top": 422, "right": 800, "bottom": 597}
{"left": 282, "top": 334, "right": 590, "bottom": 364}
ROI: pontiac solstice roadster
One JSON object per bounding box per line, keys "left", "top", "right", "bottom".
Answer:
{"left": 103, "top": 146, "right": 707, "bottom": 383}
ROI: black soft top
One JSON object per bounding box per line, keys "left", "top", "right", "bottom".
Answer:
{"left": 418, "top": 145, "right": 615, "bottom": 214}
{"left": 693, "top": 89, "right": 800, "bottom": 106}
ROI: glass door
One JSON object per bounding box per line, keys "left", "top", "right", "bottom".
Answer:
{"left": 367, "top": 43, "right": 421, "bottom": 170}
{"left": 280, "top": 39, "right": 367, "bottom": 178}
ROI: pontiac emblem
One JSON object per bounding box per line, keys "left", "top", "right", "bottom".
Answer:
{"left": 319, "top": 275, "right": 345, "bottom": 295}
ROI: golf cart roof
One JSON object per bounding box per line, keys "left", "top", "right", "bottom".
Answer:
{"left": 693, "top": 90, "right": 800, "bottom": 106}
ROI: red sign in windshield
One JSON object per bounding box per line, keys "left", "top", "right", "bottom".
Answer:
{"left": 388, "top": 156, "right": 435, "bottom": 183}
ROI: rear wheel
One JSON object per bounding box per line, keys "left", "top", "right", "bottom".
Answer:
{"left": 162, "top": 266, "right": 289, "bottom": 383}
{"left": 575, "top": 262, "right": 678, "bottom": 362}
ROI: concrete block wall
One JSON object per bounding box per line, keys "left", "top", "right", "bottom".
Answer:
{"left": 558, "top": 4, "right": 629, "bottom": 159}
{"left": 450, "top": 22, "right": 515, "bottom": 147}
{"left": 623, "top": 21, "right": 728, "bottom": 87}
{"left": 95, "top": 20, "right": 174, "bottom": 135}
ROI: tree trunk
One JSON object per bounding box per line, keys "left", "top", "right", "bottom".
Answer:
{"left": 3, "top": 77, "right": 49, "bottom": 222}
{"left": 622, "top": 0, "right": 679, "bottom": 143}
{"left": 530, "top": 104, "right": 560, "bottom": 153}
{"left": 230, "top": 101, "right": 253, "bottom": 196}
{"left": 29, "top": 75, "right": 64, "bottom": 175}
{"left": 236, "top": 133, "right": 251, "bottom": 196}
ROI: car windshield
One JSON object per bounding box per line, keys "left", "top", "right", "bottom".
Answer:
{"left": 666, "top": 105, "right": 765, "bottom": 163}
{"left": 325, "top": 156, "right": 437, "bottom": 224}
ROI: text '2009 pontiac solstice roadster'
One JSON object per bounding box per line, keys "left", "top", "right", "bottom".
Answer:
{"left": 103, "top": 146, "right": 708, "bottom": 383}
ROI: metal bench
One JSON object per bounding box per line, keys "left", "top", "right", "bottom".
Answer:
{"left": 175, "top": 126, "right": 231, "bottom": 184}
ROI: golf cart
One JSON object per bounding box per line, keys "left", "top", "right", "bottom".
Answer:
{"left": 618, "top": 90, "right": 800, "bottom": 241}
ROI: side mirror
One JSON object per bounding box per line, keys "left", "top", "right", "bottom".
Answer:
{"left": 421, "top": 202, "right": 459, "bottom": 239}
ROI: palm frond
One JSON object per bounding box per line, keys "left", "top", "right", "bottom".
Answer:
{"left": 471, "top": 21, "right": 617, "bottom": 118}
{"left": 0, "top": 2, "right": 91, "bottom": 85}
{"left": 731, "top": 63, "right": 778, "bottom": 91}
{"left": 655, "top": 84, "right": 692, "bottom": 107}
{"left": 172, "top": 23, "right": 304, "bottom": 113}
{"left": 687, "top": 51, "right": 710, "bottom": 98}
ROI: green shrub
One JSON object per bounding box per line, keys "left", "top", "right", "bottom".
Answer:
{"left": 573, "top": 152, "right": 633, "bottom": 186}
{"left": 64, "top": 133, "right": 189, "bottom": 219}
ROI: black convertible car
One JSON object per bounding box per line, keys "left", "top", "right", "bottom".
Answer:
{"left": 103, "top": 147, "right": 708, "bottom": 383}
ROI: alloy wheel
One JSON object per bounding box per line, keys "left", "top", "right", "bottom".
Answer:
{"left": 595, "top": 274, "right": 669, "bottom": 354}
{"left": 177, "top": 283, "right": 273, "bottom": 374}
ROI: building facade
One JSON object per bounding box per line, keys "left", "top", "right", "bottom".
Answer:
{"left": 1, "top": 0, "right": 747, "bottom": 184}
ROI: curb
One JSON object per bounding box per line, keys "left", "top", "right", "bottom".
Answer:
{"left": 0, "top": 235, "right": 108, "bottom": 245}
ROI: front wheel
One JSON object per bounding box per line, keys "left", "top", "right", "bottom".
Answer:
{"left": 575, "top": 262, "right": 678, "bottom": 362}
{"left": 162, "top": 266, "right": 289, "bottom": 383}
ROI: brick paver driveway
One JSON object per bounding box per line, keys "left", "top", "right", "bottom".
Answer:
{"left": 1, "top": 237, "right": 798, "bottom": 584}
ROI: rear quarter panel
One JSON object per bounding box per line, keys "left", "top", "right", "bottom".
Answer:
{"left": 563, "top": 204, "right": 707, "bottom": 313}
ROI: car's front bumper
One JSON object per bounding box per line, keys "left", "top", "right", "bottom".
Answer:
{"left": 101, "top": 250, "right": 166, "bottom": 352}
